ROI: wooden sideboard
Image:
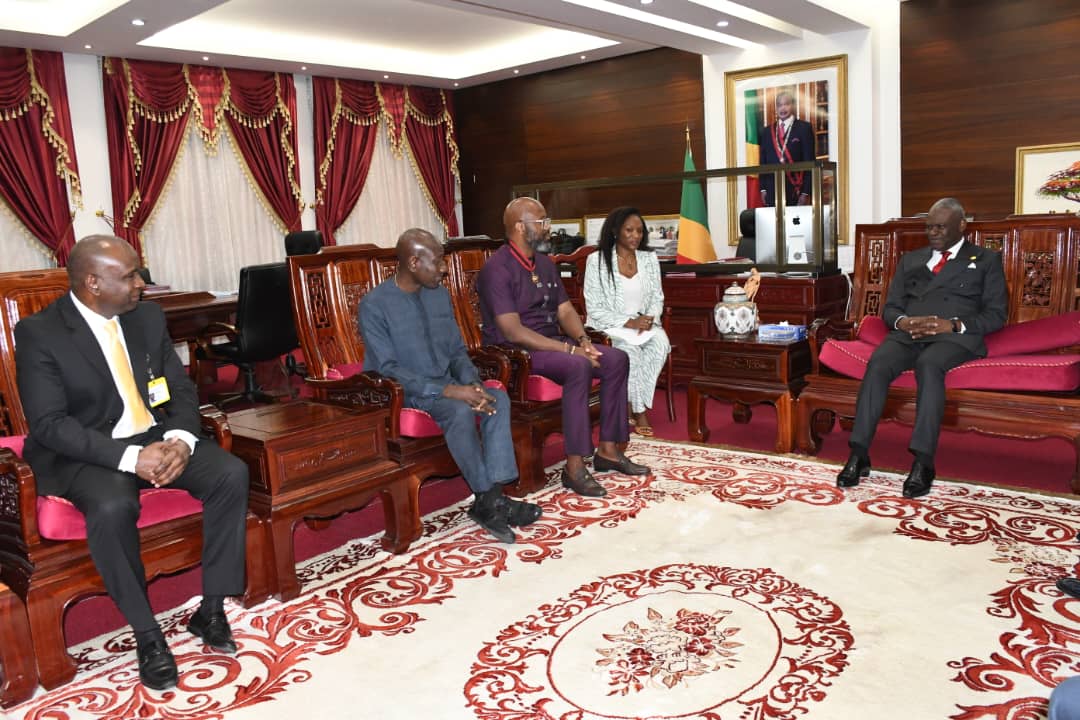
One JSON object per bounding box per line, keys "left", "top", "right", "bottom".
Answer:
{"left": 662, "top": 272, "right": 848, "bottom": 382}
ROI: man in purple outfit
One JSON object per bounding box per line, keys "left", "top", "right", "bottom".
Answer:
{"left": 478, "top": 197, "right": 650, "bottom": 497}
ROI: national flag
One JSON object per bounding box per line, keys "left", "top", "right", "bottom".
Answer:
{"left": 745, "top": 89, "right": 762, "bottom": 209}
{"left": 676, "top": 131, "right": 716, "bottom": 264}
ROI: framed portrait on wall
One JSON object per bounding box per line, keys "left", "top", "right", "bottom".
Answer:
{"left": 1015, "top": 142, "right": 1080, "bottom": 215}
{"left": 550, "top": 218, "right": 584, "bottom": 237}
{"left": 724, "top": 54, "right": 848, "bottom": 244}
{"left": 583, "top": 214, "right": 607, "bottom": 245}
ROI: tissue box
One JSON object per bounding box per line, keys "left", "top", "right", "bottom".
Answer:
{"left": 757, "top": 324, "right": 807, "bottom": 342}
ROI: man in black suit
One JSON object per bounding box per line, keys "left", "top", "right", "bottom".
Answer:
{"left": 836, "top": 198, "right": 1008, "bottom": 497}
{"left": 759, "top": 90, "right": 816, "bottom": 207}
{"left": 14, "top": 236, "right": 249, "bottom": 691}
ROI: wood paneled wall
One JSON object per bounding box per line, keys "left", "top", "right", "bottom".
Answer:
{"left": 901, "top": 0, "right": 1080, "bottom": 218}
{"left": 454, "top": 48, "right": 705, "bottom": 238}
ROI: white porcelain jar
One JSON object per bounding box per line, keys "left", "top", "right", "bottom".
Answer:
{"left": 714, "top": 282, "right": 759, "bottom": 337}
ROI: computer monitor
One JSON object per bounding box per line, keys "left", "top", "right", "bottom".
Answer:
{"left": 754, "top": 206, "right": 822, "bottom": 265}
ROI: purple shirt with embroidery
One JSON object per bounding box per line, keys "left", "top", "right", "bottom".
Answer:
{"left": 478, "top": 244, "right": 569, "bottom": 345}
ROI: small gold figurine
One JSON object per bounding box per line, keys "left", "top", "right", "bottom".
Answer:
{"left": 744, "top": 268, "right": 761, "bottom": 303}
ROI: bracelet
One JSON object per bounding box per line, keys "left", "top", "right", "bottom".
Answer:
{"left": 577, "top": 334, "right": 590, "bottom": 343}
{"left": 564, "top": 342, "right": 572, "bottom": 354}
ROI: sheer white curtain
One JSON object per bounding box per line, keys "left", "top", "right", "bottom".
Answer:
{"left": 141, "top": 124, "right": 284, "bottom": 293}
{"left": 335, "top": 122, "right": 446, "bottom": 248}
{"left": 1, "top": 200, "right": 58, "bottom": 271}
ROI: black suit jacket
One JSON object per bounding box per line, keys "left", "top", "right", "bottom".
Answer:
{"left": 759, "top": 118, "right": 815, "bottom": 206}
{"left": 880, "top": 241, "right": 1009, "bottom": 356}
{"left": 14, "top": 295, "right": 200, "bottom": 496}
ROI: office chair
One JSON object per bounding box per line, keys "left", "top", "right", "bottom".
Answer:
{"left": 736, "top": 208, "right": 756, "bottom": 260}
{"left": 284, "top": 230, "right": 324, "bottom": 257}
{"left": 195, "top": 262, "right": 300, "bottom": 407}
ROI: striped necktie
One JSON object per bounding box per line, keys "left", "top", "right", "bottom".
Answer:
{"left": 103, "top": 318, "right": 154, "bottom": 434}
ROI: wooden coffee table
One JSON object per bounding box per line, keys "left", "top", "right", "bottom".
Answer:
{"left": 228, "top": 401, "right": 417, "bottom": 600}
{"left": 687, "top": 334, "right": 811, "bottom": 453}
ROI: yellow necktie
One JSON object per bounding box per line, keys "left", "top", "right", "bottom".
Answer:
{"left": 103, "top": 318, "right": 154, "bottom": 434}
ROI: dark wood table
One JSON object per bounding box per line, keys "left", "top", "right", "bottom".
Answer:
{"left": 227, "top": 401, "right": 417, "bottom": 600}
{"left": 687, "top": 334, "right": 811, "bottom": 453}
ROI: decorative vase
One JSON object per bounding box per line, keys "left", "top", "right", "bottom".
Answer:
{"left": 713, "top": 281, "right": 759, "bottom": 337}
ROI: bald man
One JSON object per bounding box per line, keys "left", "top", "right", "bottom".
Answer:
{"left": 15, "top": 236, "right": 249, "bottom": 691}
{"left": 359, "top": 228, "right": 542, "bottom": 544}
{"left": 477, "top": 198, "right": 650, "bottom": 498}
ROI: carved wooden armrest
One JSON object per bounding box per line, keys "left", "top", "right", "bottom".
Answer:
{"left": 194, "top": 322, "right": 239, "bottom": 359}
{"left": 495, "top": 345, "right": 533, "bottom": 402}
{"left": 305, "top": 371, "right": 405, "bottom": 438}
{"left": 198, "top": 404, "right": 233, "bottom": 452}
{"left": 468, "top": 347, "right": 511, "bottom": 387}
{"left": 0, "top": 446, "right": 40, "bottom": 547}
{"left": 585, "top": 329, "right": 611, "bottom": 347}
{"left": 807, "top": 317, "right": 856, "bottom": 373}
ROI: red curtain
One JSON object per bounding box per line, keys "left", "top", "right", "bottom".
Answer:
{"left": 103, "top": 59, "right": 302, "bottom": 258}
{"left": 312, "top": 78, "right": 380, "bottom": 244}
{"left": 402, "top": 86, "right": 459, "bottom": 237}
{"left": 0, "top": 48, "right": 81, "bottom": 264}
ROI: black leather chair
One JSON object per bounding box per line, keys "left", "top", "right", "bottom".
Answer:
{"left": 285, "top": 230, "right": 324, "bottom": 256}
{"left": 195, "top": 262, "right": 300, "bottom": 407}
{"left": 736, "top": 208, "right": 756, "bottom": 260}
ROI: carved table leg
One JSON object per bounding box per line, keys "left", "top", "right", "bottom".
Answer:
{"left": 773, "top": 394, "right": 796, "bottom": 453}
{"left": 0, "top": 583, "right": 35, "bottom": 708}
{"left": 687, "top": 382, "right": 709, "bottom": 443}
{"left": 795, "top": 400, "right": 824, "bottom": 454}
{"left": 271, "top": 515, "right": 301, "bottom": 602}
{"left": 379, "top": 473, "right": 423, "bottom": 554}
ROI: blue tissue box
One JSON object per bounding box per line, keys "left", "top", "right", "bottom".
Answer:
{"left": 757, "top": 324, "right": 807, "bottom": 342}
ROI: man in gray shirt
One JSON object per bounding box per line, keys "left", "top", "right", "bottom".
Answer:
{"left": 359, "top": 228, "right": 541, "bottom": 543}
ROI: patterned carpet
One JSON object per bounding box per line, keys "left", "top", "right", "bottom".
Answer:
{"left": 8, "top": 439, "right": 1080, "bottom": 720}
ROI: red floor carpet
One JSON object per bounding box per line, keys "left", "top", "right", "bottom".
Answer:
{"left": 62, "top": 382, "right": 1075, "bottom": 646}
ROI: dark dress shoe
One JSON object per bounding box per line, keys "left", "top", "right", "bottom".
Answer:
{"left": 836, "top": 454, "right": 871, "bottom": 488}
{"left": 505, "top": 497, "right": 542, "bottom": 527}
{"left": 561, "top": 467, "right": 607, "bottom": 497}
{"left": 467, "top": 496, "right": 516, "bottom": 543}
{"left": 187, "top": 611, "right": 238, "bottom": 654}
{"left": 137, "top": 639, "right": 178, "bottom": 691}
{"left": 901, "top": 461, "right": 935, "bottom": 499}
{"left": 592, "top": 453, "right": 650, "bottom": 476}
{"left": 1058, "top": 577, "right": 1080, "bottom": 599}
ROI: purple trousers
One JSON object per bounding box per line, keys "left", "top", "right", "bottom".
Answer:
{"left": 529, "top": 342, "right": 629, "bottom": 457}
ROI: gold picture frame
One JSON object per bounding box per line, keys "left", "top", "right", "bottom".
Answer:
{"left": 724, "top": 54, "right": 848, "bottom": 245}
{"left": 550, "top": 218, "right": 584, "bottom": 237}
{"left": 642, "top": 214, "right": 680, "bottom": 251}
{"left": 1015, "top": 142, "right": 1080, "bottom": 215}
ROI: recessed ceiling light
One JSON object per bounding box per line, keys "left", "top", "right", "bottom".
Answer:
{"left": 513, "top": 69, "right": 520, "bottom": 74}
{"left": 131, "top": 18, "right": 144, "bottom": 26}
{"left": 300, "top": 65, "right": 307, "bottom": 71}
{"left": 580, "top": 55, "right": 587, "bottom": 59}
{"left": 383, "top": 74, "right": 389, "bottom": 79}
{"left": 640, "top": 0, "right": 653, "bottom": 4}
{"left": 453, "top": 82, "right": 459, "bottom": 87}
{"left": 202, "top": 56, "right": 209, "bottom": 61}
{"left": 716, "top": 20, "right": 729, "bottom": 27}
{"left": 83, "top": 44, "right": 92, "bottom": 49}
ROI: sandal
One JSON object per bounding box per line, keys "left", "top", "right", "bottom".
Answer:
{"left": 634, "top": 425, "right": 655, "bottom": 437}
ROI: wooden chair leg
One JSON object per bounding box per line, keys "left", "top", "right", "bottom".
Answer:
{"left": 26, "top": 584, "right": 76, "bottom": 690}
{"left": 0, "top": 583, "right": 36, "bottom": 708}
{"left": 664, "top": 354, "right": 676, "bottom": 422}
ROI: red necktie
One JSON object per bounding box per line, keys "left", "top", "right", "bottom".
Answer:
{"left": 931, "top": 250, "right": 951, "bottom": 274}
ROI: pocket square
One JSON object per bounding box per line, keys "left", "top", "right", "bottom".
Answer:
{"left": 967, "top": 262, "right": 977, "bottom": 269}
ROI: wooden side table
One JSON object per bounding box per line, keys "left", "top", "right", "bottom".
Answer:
{"left": 228, "top": 401, "right": 416, "bottom": 601}
{"left": 687, "top": 334, "right": 811, "bottom": 452}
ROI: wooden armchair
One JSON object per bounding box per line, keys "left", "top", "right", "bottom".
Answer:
{"left": 0, "top": 269, "right": 271, "bottom": 691}
{"left": 0, "top": 580, "right": 34, "bottom": 708}
{"left": 287, "top": 245, "right": 509, "bottom": 550}
{"left": 445, "top": 239, "right": 602, "bottom": 495}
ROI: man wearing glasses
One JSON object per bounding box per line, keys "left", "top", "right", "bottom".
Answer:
{"left": 835, "top": 197, "right": 1007, "bottom": 498}
{"left": 478, "top": 197, "right": 650, "bottom": 498}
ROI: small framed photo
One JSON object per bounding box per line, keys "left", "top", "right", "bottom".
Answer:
{"left": 549, "top": 218, "right": 584, "bottom": 236}
{"left": 1015, "top": 142, "right": 1080, "bottom": 214}
{"left": 642, "top": 214, "right": 680, "bottom": 245}
{"left": 583, "top": 214, "right": 607, "bottom": 245}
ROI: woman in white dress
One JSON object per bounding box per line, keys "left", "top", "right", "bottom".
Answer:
{"left": 584, "top": 207, "right": 671, "bottom": 435}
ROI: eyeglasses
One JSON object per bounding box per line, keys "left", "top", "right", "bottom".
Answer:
{"left": 523, "top": 218, "right": 551, "bottom": 229}
{"left": 925, "top": 223, "right": 948, "bottom": 233}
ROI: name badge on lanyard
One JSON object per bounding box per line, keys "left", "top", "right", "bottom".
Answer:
{"left": 145, "top": 355, "right": 170, "bottom": 407}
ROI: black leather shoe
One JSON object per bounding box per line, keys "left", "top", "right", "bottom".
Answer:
{"left": 137, "top": 639, "right": 178, "bottom": 691}
{"left": 467, "top": 496, "right": 516, "bottom": 543}
{"left": 1058, "top": 577, "right": 1080, "bottom": 599}
{"left": 561, "top": 467, "right": 607, "bottom": 497}
{"left": 187, "top": 611, "right": 238, "bottom": 654}
{"left": 901, "top": 461, "right": 935, "bottom": 499}
{"left": 505, "top": 497, "right": 542, "bottom": 527}
{"left": 836, "top": 454, "right": 871, "bottom": 488}
{"left": 592, "top": 453, "right": 650, "bottom": 476}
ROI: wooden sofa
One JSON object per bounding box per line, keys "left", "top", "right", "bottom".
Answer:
{"left": 0, "top": 269, "right": 271, "bottom": 691}
{"left": 795, "top": 213, "right": 1080, "bottom": 491}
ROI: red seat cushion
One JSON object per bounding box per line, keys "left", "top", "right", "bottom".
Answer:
{"left": 819, "top": 338, "right": 1080, "bottom": 391}
{"left": 327, "top": 364, "right": 505, "bottom": 437}
{"left": 2, "top": 434, "right": 203, "bottom": 541}
{"left": 857, "top": 312, "right": 1080, "bottom": 358}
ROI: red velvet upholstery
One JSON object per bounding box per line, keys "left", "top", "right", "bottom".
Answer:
{"left": 526, "top": 374, "right": 564, "bottom": 402}
{"left": 985, "top": 310, "right": 1080, "bottom": 356}
{"left": 0, "top": 435, "right": 24, "bottom": 456}
{"left": 328, "top": 364, "right": 506, "bottom": 437}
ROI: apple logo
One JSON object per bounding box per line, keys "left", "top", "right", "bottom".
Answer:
{"left": 792, "top": 215, "right": 801, "bottom": 225}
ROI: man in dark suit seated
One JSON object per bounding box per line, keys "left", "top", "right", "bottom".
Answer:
{"left": 14, "top": 236, "right": 249, "bottom": 691}
{"left": 836, "top": 198, "right": 1008, "bottom": 497}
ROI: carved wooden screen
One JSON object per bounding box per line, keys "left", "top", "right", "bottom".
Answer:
{"left": 445, "top": 241, "right": 501, "bottom": 350}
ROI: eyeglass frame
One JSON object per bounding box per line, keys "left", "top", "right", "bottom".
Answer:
{"left": 521, "top": 218, "right": 551, "bottom": 229}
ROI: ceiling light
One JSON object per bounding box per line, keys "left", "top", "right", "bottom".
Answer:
{"left": 513, "top": 69, "right": 519, "bottom": 74}
{"left": 383, "top": 74, "right": 389, "bottom": 79}
{"left": 453, "top": 82, "right": 459, "bottom": 87}
{"left": 300, "top": 65, "right": 307, "bottom": 71}
{"left": 580, "top": 55, "right": 587, "bottom": 59}
{"left": 640, "top": 0, "right": 653, "bottom": 4}
{"left": 83, "top": 44, "right": 92, "bottom": 49}
{"left": 716, "top": 20, "right": 729, "bottom": 27}
{"left": 202, "top": 55, "right": 209, "bottom": 61}
{"left": 131, "top": 18, "right": 144, "bottom": 26}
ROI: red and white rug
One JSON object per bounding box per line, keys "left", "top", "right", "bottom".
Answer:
{"left": 8, "top": 439, "right": 1080, "bottom": 720}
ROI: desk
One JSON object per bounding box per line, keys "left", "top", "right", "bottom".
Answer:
{"left": 149, "top": 290, "right": 237, "bottom": 344}
{"left": 688, "top": 334, "right": 811, "bottom": 452}
{"left": 227, "top": 401, "right": 415, "bottom": 600}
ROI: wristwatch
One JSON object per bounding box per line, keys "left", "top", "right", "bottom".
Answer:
{"left": 577, "top": 335, "right": 591, "bottom": 344}
{"left": 951, "top": 317, "right": 962, "bottom": 333}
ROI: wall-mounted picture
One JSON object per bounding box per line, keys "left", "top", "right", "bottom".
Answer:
{"left": 724, "top": 54, "right": 848, "bottom": 244}
{"left": 584, "top": 214, "right": 607, "bottom": 245}
{"left": 549, "top": 218, "right": 584, "bottom": 237}
{"left": 642, "top": 213, "right": 680, "bottom": 257}
{"left": 1015, "top": 142, "right": 1080, "bottom": 215}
